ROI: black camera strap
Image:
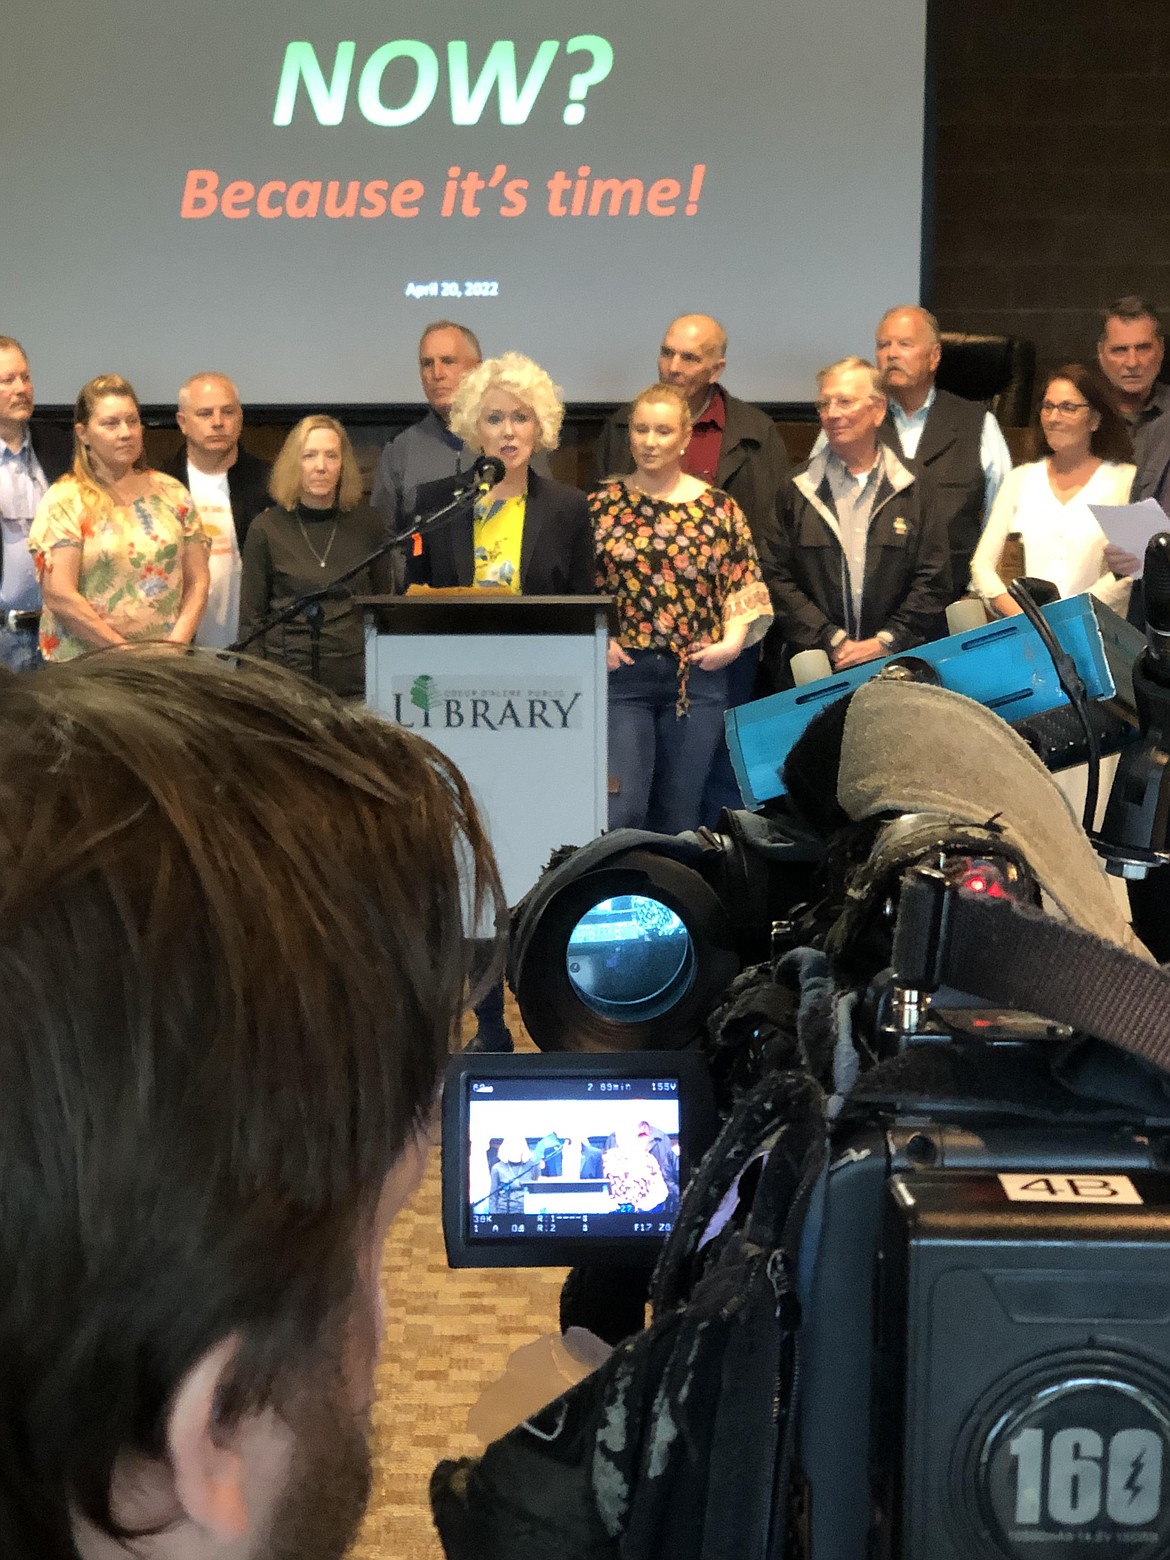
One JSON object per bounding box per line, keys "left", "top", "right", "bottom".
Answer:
{"left": 896, "top": 874, "right": 1170, "bottom": 1075}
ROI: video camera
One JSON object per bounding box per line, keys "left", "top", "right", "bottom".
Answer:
{"left": 438, "top": 573, "right": 1170, "bottom": 1560}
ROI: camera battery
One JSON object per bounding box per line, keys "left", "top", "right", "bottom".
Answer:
{"left": 874, "top": 1168, "right": 1170, "bottom": 1560}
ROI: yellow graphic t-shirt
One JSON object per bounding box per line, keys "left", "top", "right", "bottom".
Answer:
{"left": 473, "top": 494, "right": 524, "bottom": 593}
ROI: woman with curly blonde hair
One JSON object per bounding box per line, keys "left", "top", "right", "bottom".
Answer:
{"left": 238, "top": 415, "right": 395, "bottom": 698}
{"left": 28, "top": 374, "right": 210, "bottom": 660}
{"left": 406, "top": 351, "right": 594, "bottom": 595}
{"left": 408, "top": 353, "right": 595, "bottom": 1052}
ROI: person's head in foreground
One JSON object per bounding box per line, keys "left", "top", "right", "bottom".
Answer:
{"left": 0, "top": 649, "right": 502, "bottom": 1560}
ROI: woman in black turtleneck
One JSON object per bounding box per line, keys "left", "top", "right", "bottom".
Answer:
{"left": 238, "top": 416, "right": 393, "bottom": 697}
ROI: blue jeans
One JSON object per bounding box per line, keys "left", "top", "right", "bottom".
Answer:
{"left": 608, "top": 650, "right": 731, "bottom": 834}
{"left": 700, "top": 644, "right": 759, "bottom": 825}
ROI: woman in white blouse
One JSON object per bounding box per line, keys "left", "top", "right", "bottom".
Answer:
{"left": 970, "top": 363, "right": 1138, "bottom": 615}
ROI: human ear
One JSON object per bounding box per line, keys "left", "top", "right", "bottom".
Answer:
{"left": 165, "top": 1336, "right": 253, "bottom": 1541}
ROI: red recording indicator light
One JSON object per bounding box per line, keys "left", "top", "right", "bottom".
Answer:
{"left": 954, "top": 859, "right": 1013, "bottom": 900}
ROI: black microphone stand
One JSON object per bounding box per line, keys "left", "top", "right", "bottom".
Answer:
{"left": 227, "top": 474, "right": 490, "bottom": 675}
{"left": 470, "top": 1137, "right": 568, "bottom": 1214}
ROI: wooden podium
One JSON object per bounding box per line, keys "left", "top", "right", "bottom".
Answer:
{"left": 358, "top": 593, "right": 612, "bottom": 905}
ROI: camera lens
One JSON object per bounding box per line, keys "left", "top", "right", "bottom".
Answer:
{"left": 565, "top": 895, "right": 695, "bottom": 1020}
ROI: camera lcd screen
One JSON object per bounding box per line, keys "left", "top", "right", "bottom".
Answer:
{"left": 441, "top": 1050, "right": 717, "bottom": 1267}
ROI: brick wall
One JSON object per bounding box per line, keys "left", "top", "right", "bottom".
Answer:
{"left": 930, "top": 0, "right": 1170, "bottom": 376}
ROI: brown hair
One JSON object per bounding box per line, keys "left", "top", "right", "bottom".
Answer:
{"left": 0, "top": 649, "right": 503, "bottom": 1550}
{"left": 1035, "top": 363, "right": 1134, "bottom": 464}
{"left": 1100, "top": 295, "right": 1163, "bottom": 344}
{"left": 269, "top": 414, "right": 364, "bottom": 510}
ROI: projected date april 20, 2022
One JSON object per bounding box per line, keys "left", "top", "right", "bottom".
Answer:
{"left": 404, "top": 280, "right": 500, "bottom": 300}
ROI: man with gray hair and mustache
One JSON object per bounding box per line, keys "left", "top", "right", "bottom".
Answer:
{"left": 873, "top": 304, "right": 1011, "bottom": 595}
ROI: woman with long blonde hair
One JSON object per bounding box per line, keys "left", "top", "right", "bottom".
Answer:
{"left": 238, "top": 415, "right": 395, "bottom": 697}
{"left": 28, "top": 374, "right": 210, "bottom": 659}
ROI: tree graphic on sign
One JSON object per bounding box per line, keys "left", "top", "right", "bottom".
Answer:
{"left": 410, "top": 674, "right": 434, "bottom": 714}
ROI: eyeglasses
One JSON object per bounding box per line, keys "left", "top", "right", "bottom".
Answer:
{"left": 1039, "top": 399, "right": 1091, "bottom": 416}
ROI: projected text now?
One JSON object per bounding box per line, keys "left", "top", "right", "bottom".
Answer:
{"left": 273, "top": 38, "right": 614, "bottom": 127}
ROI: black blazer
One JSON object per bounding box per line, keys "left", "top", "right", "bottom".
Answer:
{"left": 29, "top": 421, "right": 73, "bottom": 486}
{"left": 163, "top": 445, "right": 272, "bottom": 552}
{"left": 406, "top": 467, "right": 596, "bottom": 595}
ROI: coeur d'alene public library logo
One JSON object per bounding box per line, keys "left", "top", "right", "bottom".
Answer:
{"left": 393, "top": 674, "right": 583, "bottom": 732}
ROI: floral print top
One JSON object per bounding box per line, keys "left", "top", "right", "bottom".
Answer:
{"left": 29, "top": 473, "right": 207, "bottom": 661}
{"left": 591, "top": 481, "right": 772, "bottom": 709}
{"left": 473, "top": 493, "right": 524, "bottom": 592}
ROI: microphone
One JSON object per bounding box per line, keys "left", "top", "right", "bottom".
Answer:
{"left": 449, "top": 454, "right": 505, "bottom": 501}
{"left": 1142, "top": 532, "right": 1170, "bottom": 686}
{"left": 471, "top": 454, "right": 506, "bottom": 496}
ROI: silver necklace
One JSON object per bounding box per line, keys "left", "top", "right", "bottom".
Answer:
{"left": 297, "top": 516, "right": 339, "bottom": 570}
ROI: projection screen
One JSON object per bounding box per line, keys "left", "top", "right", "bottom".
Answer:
{"left": 7, "top": 0, "right": 929, "bottom": 407}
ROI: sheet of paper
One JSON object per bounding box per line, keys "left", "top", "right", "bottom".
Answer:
{"left": 1089, "top": 497, "right": 1168, "bottom": 571}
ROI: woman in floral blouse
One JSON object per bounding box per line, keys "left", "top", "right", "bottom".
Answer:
{"left": 592, "top": 382, "right": 772, "bottom": 833}
{"left": 29, "top": 374, "right": 209, "bottom": 659}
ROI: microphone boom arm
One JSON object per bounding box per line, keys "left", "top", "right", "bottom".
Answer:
{"left": 227, "top": 473, "right": 487, "bottom": 658}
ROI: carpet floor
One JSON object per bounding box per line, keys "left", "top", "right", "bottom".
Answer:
{"left": 348, "top": 1010, "right": 568, "bottom": 1560}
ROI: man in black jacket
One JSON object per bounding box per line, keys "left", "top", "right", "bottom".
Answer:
{"left": 765, "top": 357, "right": 951, "bottom": 686}
{"left": 0, "top": 335, "right": 71, "bottom": 671}
{"left": 165, "top": 372, "right": 271, "bottom": 648}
